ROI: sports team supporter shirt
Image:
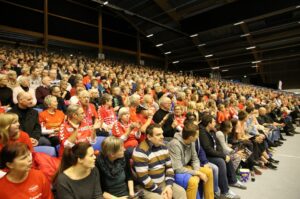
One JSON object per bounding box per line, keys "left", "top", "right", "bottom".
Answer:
{"left": 112, "top": 121, "right": 140, "bottom": 149}
{"left": 82, "top": 103, "right": 98, "bottom": 126}
{"left": 0, "top": 131, "right": 33, "bottom": 152}
{"left": 98, "top": 105, "right": 116, "bottom": 126}
{"left": 39, "top": 110, "right": 65, "bottom": 130}
{"left": 0, "top": 169, "right": 53, "bottom": 199}
{"left": 58, "top": 120, "right": 94, "bottom": 156}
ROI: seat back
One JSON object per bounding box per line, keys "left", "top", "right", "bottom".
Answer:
{"left": 34, "top": 146, "right": 57, "bottom": 157}
{"left": 92, "top": 136, "right": 106, "bottom": 152}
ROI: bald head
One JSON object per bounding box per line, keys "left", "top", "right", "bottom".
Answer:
{"left": 17, "top": 92, "right": 33, "bottom": 108}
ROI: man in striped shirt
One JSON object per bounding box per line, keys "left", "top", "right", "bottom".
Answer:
{"left": 132, "top": 124, "right": 186, "bottom": 199}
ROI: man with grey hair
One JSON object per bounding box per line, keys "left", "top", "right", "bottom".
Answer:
{"left": 153, "top": 96, "right": 178, "bottom": 140}
{"left": 12, "top": 76, "right": 37, "bottom": 106}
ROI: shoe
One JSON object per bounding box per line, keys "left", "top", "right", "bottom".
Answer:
{"left": 269, "top": 158, "right": 280, "bottom": 164}
{"left": 277, "top": 141, "right": 284, "bottom": 145}
{"left": 286, "top": 132, "right": 294, "bottom": 136}
{"left": 221, "top": 191, "right": 241, "bottom": 199}
{"left": 250, "top": 171, "right": 256, "bottom": 182}
{"left": 229, "top": 180, "right": 247, "bottom": 190}
{"left": 280, "top": 137, "right": 287, "bottom": 141}
{"left": 253, "top": 167, "right": 262, "bottom": 175}
{"left": 265, "top": 162, "right": 277, "bottom": 170}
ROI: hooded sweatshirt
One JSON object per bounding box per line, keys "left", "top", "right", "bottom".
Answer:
{"left": 168, "top": 132, "right": 201, "bottom": 175}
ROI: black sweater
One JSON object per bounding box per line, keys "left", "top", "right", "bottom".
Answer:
{"left": 199, "top": 127, "right": 226, "bottom": 160}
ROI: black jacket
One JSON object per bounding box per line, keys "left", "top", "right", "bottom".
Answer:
{"left": 199, "top": 127, "right": 226, "bottom": 159}
{"left": 153, "top": 108, "right": 176, "bottom": 138}
{"left": 9, "top": 105, "right": 41, "bottom": 140}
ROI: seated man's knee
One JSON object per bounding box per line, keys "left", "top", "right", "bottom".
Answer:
{"left": 188, "top": 176, "right": 200, "bottom": 189}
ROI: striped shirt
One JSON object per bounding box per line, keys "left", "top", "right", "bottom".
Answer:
{"left": 132, "top": 140, "right": 174, "bottom": 194}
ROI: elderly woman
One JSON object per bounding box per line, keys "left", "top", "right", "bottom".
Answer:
{"left": 112, "top": 107, "right": 140, "bottom": 150}
{"left": 96, "top": 136, "right": 135, "bottom": 199}
{"left": 54, "top": 142, "right": 103, "bottom": 199}
{"left": 0, "top": 113, "right": 33, "bottom": 151}
{"left": 58, "top": 104, "right": 99, "bottom": 156}
{"left": 0, "top": 143, "right": 53, "bottom": 199}
{"left": 39, "top": 95, "right": 65, "bottom": 146}
{"left": 12, "top": 76, "right": 37, "bottom": 106}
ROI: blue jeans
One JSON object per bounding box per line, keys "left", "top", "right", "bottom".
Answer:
{"left": 207, "top": 157, "right": 237, "bottom": 194}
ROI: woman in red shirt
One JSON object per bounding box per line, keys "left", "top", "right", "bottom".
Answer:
{"left": 112, "top": 107, "right": 140, "bottom": 149}
{"left": 98, "top": 94, "right": 117, "bottom": 134}
{"left": 0, "top": 143, "right": 53, "bottom": 199}
{"left": 0, "top": 113, "right": 33, "bottom": 152}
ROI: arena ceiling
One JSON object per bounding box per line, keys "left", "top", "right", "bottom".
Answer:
{"left": 88, "top": 0, "right": 300, "bottom": 78}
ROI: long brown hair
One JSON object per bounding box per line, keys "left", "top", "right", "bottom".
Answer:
{"left": 53, "top": 142, "right": 91, "bottom": 182}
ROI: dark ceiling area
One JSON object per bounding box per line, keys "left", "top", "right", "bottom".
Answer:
{"left": 0, "top": 0, "right": 300, "bottom": 88}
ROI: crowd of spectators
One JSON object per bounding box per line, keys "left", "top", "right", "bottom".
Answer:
{"left": 0, "top": 44, "right": 300, "bottom": 199}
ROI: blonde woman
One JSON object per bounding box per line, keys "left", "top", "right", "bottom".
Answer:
{"left": 96, "top": 136, "right": 135, "bottom": 199}
{"left": 0, "top": 113, "right": 33, "bottom": 151}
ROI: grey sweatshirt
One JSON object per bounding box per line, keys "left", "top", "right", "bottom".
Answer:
{"left": 167, "top": 133, "right": 201, "bottom": 175}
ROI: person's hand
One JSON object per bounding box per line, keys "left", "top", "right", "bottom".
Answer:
{"left": 114, "top": 106, "right": 120, "bottom": 111}
{"left": 118, "top": 197, "right": 129, "bottom": 199}
{"left": 130, "top": 122, "right": 140, "bottom": 129}
{"left": 30, "top": 138, "right": 38, "bottom": 146}
{"left": 225, "top": 155, "right": 231, "bottom": 163}
{"left": 198, "top": 172, "right": 208, "bottom": 183}
{"left": 93, "top": 120, "right": 101, "bottom": 129}
{"left": 171, "top": 120, "right": 178, "bottom": 128}
{"left": 237, "top": 150, "right": 246, "bottom": 159}
{"left": 162, "top": 185, "right": 172, "bottom": 199}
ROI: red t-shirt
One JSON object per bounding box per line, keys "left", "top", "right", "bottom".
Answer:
{"left": 0, "top": 169, "right": 53, "bottom": 199}
{"left": 112, "top": 121, "right": 139, "bottom": 149}
{"left": 98, "top": 105, "right": 117, "bottom": 125}
{"left": 58, "top": 120, "right": 93, "bottom": 156}
{"left": 82, "top": 103, "right": 98, "bottom": 126}
{"left": 0, "top": 131, "right": 33, "bottom": 152}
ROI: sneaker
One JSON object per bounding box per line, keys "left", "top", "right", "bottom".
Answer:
{"left": 265, "top": 162, "right": 277, "bottom": 170}
{"left": 253, "top": 166, "right": 262, "bottom": 175}
{"left": 229, "top": 180, "right": 247, "bottom": 190}
{"left": 269, "top": 157, "right": 280, "bottom": 164}
{"left": 221, "top": 191, "right": 241, "bottom": 199}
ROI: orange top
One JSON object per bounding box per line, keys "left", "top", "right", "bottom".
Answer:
{"left": 0, "top": 169, "right": 53, "bottom": 199}
{"left": 0, "top": 131, "right": 33, "bottom": 152}
{"left": 129, "top": 107, "right": 138, "bottom": 122}
{"left": 39, "top": 110, "right": 65, "bottom": 130}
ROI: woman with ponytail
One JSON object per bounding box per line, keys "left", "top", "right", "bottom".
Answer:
{"left": 54, "top": 142, "right": 103, "bottom": 199}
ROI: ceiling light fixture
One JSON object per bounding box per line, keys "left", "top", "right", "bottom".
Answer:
{"left": 190, "top": 34, "right": 198, "bottom": 38}
{"left": 222, "top": 69, "right": 229, "bottom": 72}
{"left": 240, "top": 33, "right": 250, "bottom": 37}
{"left": 296, "top": 5, "right": 300, "bottom": 9}
{"left": 172, "top": 61, "right": 179, "bottom": 64}
{"left": 211, "top": 66, "right": 219, "bottom": 70}
{"left": 103, "top": 1, "right": 108, "bottom": 5}
{"left": 156, "top": 43, "right": 163, "bottom": 47}
{"left": 251, "top": 65, "right": 258, "bottom": 68}
{"left": 246, "top": 46, "right": 256, "bottom": 50}
{"left": 198, "top": 43, "right": 206, "bottom": 47}
{"left": 234, "top": 21, "right": 244, "bottom": 26}
{"left": 146, "top": 34, "right": 153, "bottom": 38}
{"left": 164, "top": 51, "right": 171, "bottom": 55}
{"left": 205, "top": 54, "right": 213, "bottom": 58}
{"left": 251, "top": 60, "right": 261, "bottom": 64}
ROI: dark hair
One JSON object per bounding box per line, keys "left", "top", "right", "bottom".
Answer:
{"left": 245, "top": 106, "right": 254, "bottom": 114}
{"left": 219, "top": 120, "right": 232, "bottom": 134}
{"left": 201, "top": 114, "right": 213, "bottom": 127}
{"left": 238, "top": 110, "right": 248, "bottom": 121}
{"left": 50, "top": 85, "right": 60, "bottom": 94}
{"left": 53, "top": 142, "right": 91, "bottom": 182}
{"left": 182, "top": 122, "right": 199, "bottom": 140}
{"left": 0, "top": 143, "right": 29, "bottom": 169}
{"left": 146, "top": 123, "right": 161, "bottom": 136}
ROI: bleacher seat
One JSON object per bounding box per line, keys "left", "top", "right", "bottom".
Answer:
{"left": 34, "top": 146, "right": 57, "bottom": 157}
{"left": 93, "top": 136, "right": 106, "bottom": 152}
